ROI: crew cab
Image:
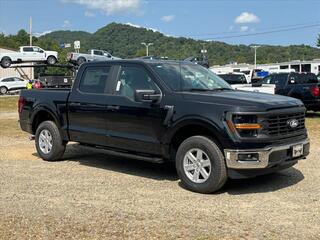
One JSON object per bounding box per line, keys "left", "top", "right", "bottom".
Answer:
{"left": 0, "top": 46, "right": 58, "bottom": 68}
{"left": 259, "top": 72, "right": 320, "bottom": 111}
{"left": 67, "top": 49, "right": 121, "bottom": 66}
{"left": 18, "top": 60, "right": 310, "bottom": 193}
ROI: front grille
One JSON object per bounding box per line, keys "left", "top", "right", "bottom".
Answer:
{"left": 266, "top": 112, "right": 305, "bottom": 136}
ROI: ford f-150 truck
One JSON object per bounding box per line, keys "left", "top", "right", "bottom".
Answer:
{"left": 18, "top": 60, "right": 310, "bottom": 193}
{"left": 67, "top": 49, "right": 121, "bottom": 66}
{"left": 0, "top": 46, "right": 58, "bottom": 68}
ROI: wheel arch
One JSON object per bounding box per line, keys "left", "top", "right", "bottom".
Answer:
{"left": 31, "top": 107, "right": 60, "bottom": 134}
{"left": 166, "top": 117, "right": 226, "bottom": 160}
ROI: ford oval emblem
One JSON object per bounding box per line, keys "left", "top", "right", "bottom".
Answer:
{"left": 287, "top": 119, "right": 299, "bottom": 128}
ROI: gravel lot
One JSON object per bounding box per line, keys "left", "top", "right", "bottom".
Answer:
{"left": 0, "top": 108, "right": 319, "bottom": 239}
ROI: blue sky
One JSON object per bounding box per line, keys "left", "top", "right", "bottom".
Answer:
{"left": 0, "top": 0, "right": 319, "bottom": 46}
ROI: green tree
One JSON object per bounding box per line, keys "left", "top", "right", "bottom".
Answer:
{"left": 317, "top": 34, "right": 320, "bottom": 47}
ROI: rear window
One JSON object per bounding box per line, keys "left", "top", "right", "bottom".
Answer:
{"left": 79, "top": 66, "right": 111, "bottom": 93}
{"left": 289, "top": 73, "right": 318, "bottom": 84}
{"left": 218, "top": 74, "right": 246, "bottom": 84}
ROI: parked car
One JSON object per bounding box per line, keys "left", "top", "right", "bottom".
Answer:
{"left": 0, "top": 46, "right": 58, "bottom": 68}
{"left": 67, "top": 49, "right": 121, "bottom": 65}
{"left": 218, "top": 73, "right": 275, "bottom": 94}
{"left": 184, "top": 57, "right": 209, "bottom": 68}
{"left": 19, "top": 60, "right": 309, "bottom": 193}
{"left": 0, "top": 76, "right": 28, "bottom": 94}
{"left": 259, "top": 72, "right": 320, "bottom": 111}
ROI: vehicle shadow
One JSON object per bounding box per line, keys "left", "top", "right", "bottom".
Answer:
{"left": 33, "top": 143, "right": 178, "bottom": 181}
{"left": 221, "top": 167, "right": 304, "bottom": 195}
{"left": 32, "top": 144, "right": 304, "bottom": 193}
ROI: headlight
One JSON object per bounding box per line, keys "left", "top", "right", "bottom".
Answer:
{"left": 227, "top": 114, "right": 261, "bottom": 137}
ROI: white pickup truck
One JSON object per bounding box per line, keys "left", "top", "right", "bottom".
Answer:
{"left": 218, "top": 73, "right": 275, "bottom": 94}
{"left": 0, "top": 46, "right": 58, "bottom": 68}
{"left": 67, "top": 49, "right": 121, "bottom": 65}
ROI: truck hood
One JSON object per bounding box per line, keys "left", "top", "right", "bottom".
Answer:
{"left": 181, "top": 90, "right": 303, "bottom": 111}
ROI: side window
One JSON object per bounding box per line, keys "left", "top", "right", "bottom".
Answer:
{"left": 261, "top": 76, "right": 272, "bottom": 84}
{"left": 115, "top": 66, "right": 158, "bottom": 100}
{"left": 93, "top": 50, "right": 103, "bottom": 56}
{"left": 23, "top": 47, "right": 34, "bottom": 52}
{"left": 79, "top": 66, "right": 111, "bottom": 94}
{"left": 1, "top": 78, "right": 14, "bottom": 82}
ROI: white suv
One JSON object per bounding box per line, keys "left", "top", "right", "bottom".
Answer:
{"left": 0, "top": 77, "right": 28, "bottom": 94}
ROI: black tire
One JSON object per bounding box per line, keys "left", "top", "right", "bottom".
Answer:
{"left": 1, "top": 57, "right": 12, "bottom": 68}
{"left": 35, "top": 121, "right": 66, "bottom": 161}
{"left": 77, "top": 57, "right": 86, "bottom": 65}
{"left": 47, "top": 56, "right": 57, "bottom": 65}
{"left": 0, "top": 86, "right": 8, "bottom": 95}
{"left": 175, "top": 136, "right": 227, "bottom": 193}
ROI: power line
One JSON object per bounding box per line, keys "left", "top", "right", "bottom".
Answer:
{"left": 200, "top": 23, "right": 320, "bottom": 40}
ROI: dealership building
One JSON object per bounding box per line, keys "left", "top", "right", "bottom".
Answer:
{"left": 210, "top": 59, "right": 320, "bottom": 75}
{"left": 0, "top": 47, "right": 34, "bottom": 80}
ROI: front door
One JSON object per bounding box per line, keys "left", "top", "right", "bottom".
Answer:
{"left": 68, "top": 64, "right": 113, "bottom": 146}
{"left": 105, "top": 64, "right": 167, "bottom": 155}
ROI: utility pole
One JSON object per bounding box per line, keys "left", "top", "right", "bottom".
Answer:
{"left": 251, "top": 45, "right": 260, "bottom": 69}
{"left": 29, "top": 16, "right": 32, "bottom": 46}
{"left": 141, "top": 42, "right": 153, "bottom": 56}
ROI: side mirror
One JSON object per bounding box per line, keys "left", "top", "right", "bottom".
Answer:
{"left": 40, "top": 50, "right": 44, "bottom": 53}
{"left": 252, "top": 82, "right": 262, "bottom": 87}
{"left": 134, "top": 89, "right": 161, "bottom": 103}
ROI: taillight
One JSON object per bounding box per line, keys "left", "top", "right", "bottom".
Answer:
{"left": 18, "top": 96, "right": 26, "bottom": 114}
{"left": 310, "top": 86, "right": 319, "bottom": 97}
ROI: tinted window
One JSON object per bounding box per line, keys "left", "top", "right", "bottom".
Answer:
{"left": 93, "top": 50, "right": 103, "bottom": 56}
{"left": 115, "top": 66, "right": 158, "bottom": 100}
{"left": 79, "top": 67, "right": 110, "bottom": 93}
{"left": 289, "top": 73, "right": 318, "bottom": 84}
{"left": 273, "top": 74, "right": 288, "bottom": 85}
{"left": 23, "top": 47, "right": 34, "bottom": 52}
{"left": 1, "top": 78, "right": 14, "bottom": 82}
{"left": 218, "top": 74, "right": 246, "bottom": 84}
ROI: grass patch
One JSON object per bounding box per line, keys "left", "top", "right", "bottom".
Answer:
{"left": 0, "top": 96, "right": 19, "bottom": 113}
{"left": 0, "top": 118, "right": 27, "bottom": 138}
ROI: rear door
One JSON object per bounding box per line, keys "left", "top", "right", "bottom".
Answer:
{"left": 68, "top": 64, "right": 114, "bottom": 146}
{"left": 104, "top": 63, "right": 167, "bottom": 155}
{"left": 21, "top": 47, "right": 34, "bottom": 61}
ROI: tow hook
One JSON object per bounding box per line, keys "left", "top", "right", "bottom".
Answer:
{"left": 29, "top": 135, "right": 35, "bottom": 141}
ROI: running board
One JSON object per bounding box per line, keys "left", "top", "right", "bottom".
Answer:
{"left": 81, "top": 144, "right": 164, "bottom": 164}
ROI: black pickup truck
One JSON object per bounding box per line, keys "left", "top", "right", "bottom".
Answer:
{"left": 259, "top": 72, "right": 320, "bottom": 111}
{"left": 19, "top": 60, "right": 310, "bottom": 193}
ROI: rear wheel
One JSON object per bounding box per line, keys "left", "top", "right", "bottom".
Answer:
{"left": 0, "top": 86, "right": 8, "bottom": 95}
{"left": 1, "top": 57, "right": 12, "bottom": 68}
{"left": 47, "top": 56, "right": 57, "bottom": 65}
{"left": 77, "top": 57, "right": 86, "bottom": 65}
{"left": 35, "top": 121, "right": 66, "bottom": 161}
{"left": 175, "top": 136, "right": 227, "bottom": 193}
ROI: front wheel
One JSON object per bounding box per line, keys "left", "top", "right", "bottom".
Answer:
{"left": 47, "top": 56, "right": 57, "bottom": 65}
{"left": 175, "top": 136, "right": 227, "bottom": 193}
{"left": 35, "top": 121, "right": 66, "bottom": 161}
{"left": 0, "top": 86, "right": 8, "bottom": 95}
{"left": 1, "top": 57, "right": 12, "bottom": 68}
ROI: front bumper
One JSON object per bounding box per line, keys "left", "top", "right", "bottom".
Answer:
{"left": 224, "top": 138, "right": 309, "bottom": 169}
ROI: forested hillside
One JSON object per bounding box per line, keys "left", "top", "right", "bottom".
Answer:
{"left": 1, "top": 22, "right": 320, "bottom": 67}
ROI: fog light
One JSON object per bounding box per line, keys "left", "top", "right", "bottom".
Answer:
{"left": 238, "top": 153, "right": 259, "bottom": 161}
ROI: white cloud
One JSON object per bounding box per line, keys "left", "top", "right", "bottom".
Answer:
{"left": 240, "top": 26, "right": 249, "bottom": 32}
{"left": 235, "top": 12, "right": 260, "bottom": 24}
{"left": 34, "top": 30, "right": 53, "bottom": 37}
{"left": 84, "top": 11, "right": 95, "bottom": 17}
{"left": 125, "top": 22, "right": 159, "bottom": 32}
{"left": 63, "top": 20, "right": 71, "bottom": 28}
{"left": 161, "top": 15, "right": 175, "bottom": 23}
{"left": 62, "top": 0, "right": 142, "bottom": 15}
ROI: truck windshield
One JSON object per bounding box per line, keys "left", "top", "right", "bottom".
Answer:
{"left": 150, "top": 63, "right": 232, "bottom": 91}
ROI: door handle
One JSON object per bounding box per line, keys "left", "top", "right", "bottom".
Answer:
{"left": 69, "top": 102, "right": 82, "bottom": 107}
{"left": 107, "top": 105, "right": 120, "bottom": 110}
